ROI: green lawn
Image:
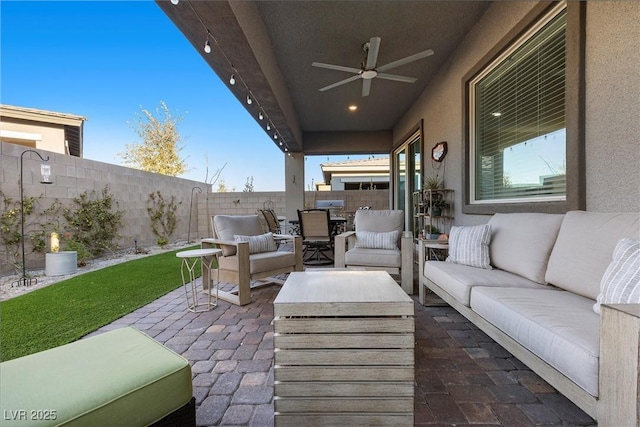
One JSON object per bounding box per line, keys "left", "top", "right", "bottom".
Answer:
{"left": 0, "top": 246, "right": 208, "bottom": 362}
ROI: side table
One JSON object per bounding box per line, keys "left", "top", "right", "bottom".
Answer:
{"left": 176, "top": 248, "right": 221, "bottom": 312}
{"left": 418, "top": 239, "right": 449, "bottom": 307}
{"left": 424, "top": 240, "right": 449, "bottom": 261}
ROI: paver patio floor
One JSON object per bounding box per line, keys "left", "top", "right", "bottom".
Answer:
{"left": 88, "top": 277, "right": 595, "bottom": 426}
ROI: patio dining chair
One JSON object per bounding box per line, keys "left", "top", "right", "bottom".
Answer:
{"left": 201, "top": 214, "right": 302, "bottom": 305}
{"left": 258, "top": 209, "right": 282, "bottom": 234}
{"left": 297, "top": 209, "right": 333, "bottom": 265}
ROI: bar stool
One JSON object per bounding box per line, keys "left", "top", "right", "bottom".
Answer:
{"left": 176, "top": 248, "right": 221, "bottom": 312}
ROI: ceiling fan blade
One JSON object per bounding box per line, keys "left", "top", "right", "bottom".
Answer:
{"left": 365, "top": 36, "right": 381, "bottom": 69}
{"left": 376, "top": 73, "right": 418, "bottom": 83}
{"left": 362, "top": 79, "right": 372, "bottom": 97}
{"left": 312, "top": 62, "right": 361, "bottom": 74}
{"left": 377, "top": 49, "right": 434, "bottom": 72}
{"left": 318, "top": 74, "right": 361, "bottom": 92}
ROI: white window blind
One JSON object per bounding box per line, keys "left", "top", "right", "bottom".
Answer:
{"left": 472, "top": 7, "right": 566, "bottom": 203}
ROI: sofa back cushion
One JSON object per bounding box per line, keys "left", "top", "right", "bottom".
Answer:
{"left": 488, "top": 213, "right": 564, "bottom": 284}
{"left": 213, "top": 215, "right": 264, "bottom": 256}
{"left": 545, "top": 211, "right": 640, "bottom": 299}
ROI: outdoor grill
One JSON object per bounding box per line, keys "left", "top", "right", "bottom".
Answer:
{"left": 315, "top": 199, "right": 345, "bottom": 218}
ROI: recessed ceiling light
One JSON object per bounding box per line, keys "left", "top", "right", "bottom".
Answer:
{"left": 491, "top": 112, "right": 502, "bottom": 117}
{"left": 348, "top": 105, "right": 358, "bottom": 111}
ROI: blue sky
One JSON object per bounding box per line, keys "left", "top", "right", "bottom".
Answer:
{"left": 1, "top": 1, "right": 362, "bottom": 191}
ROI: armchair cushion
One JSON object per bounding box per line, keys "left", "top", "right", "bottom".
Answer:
{"left": 355, "top": 209, "right": 404, "bottom": 233}
{"left": 218, "top": 251, "right": 297, "bottom": 275}
{"left": 213, "top": 215, "right": 264, "bottom": 256}
{"left": 345, "top": 247, "right": 401, "bottom": 268}
{"left": 355, "top": 230, "right": 400, "bottom": 250}
{"left": 234, "top": 232, "right": 277, "bottom": 254}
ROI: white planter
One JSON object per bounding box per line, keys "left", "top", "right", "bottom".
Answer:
{"left": 45, "top": 251, "right": 78, "bottom": 276}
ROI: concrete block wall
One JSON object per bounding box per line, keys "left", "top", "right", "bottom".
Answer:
{"left": 1, "top": 140, "right": 391, "bottom": 275}
{"left": 197, "top": 191, "right": 287, "bottom": 238}
{"left": 197, "top": 189, "right": 390, "bottom": 237}
{"left": 1, "top": 142, "right": 205, "bottom": 274}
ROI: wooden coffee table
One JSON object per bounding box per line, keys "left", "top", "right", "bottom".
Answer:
{"left": 273, "top": 270, "right": 415, "bottom": 426}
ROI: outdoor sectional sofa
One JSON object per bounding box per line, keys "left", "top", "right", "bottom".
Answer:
{"left": 418, "top": 210, "right": 639, "bottom": 423}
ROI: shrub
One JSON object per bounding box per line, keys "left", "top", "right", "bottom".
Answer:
{"left": 63, "top": 186, "right": 124, "bottom": 257}
{"left": 147, "top": 191, "right": 180, "bottom": 247}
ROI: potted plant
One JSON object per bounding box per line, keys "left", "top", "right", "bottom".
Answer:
{"left": 430, "top": 198, "right": 449, "bottom": 217}
{"left": 424, "top": 174, "right": 443, "bottom": 190}
{"left": 424, "top": 225, "right": 441, "bottom": 240}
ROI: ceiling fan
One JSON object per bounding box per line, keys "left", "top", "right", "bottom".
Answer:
{"left": 312, "top": 36, "right": 434, "bottom": 97}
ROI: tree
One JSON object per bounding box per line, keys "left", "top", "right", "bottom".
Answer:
{"left": 243, "top": 176, "right": 255, "bottom": 192}
{"left": 217, "top": 178, "right": 229, "bottom": 193}
{"left": 119, "top": 101, "right": 187, "bottom": 176}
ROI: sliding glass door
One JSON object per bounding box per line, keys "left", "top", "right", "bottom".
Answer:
{"left": 393, "top": 129, "right": 422, "bottom": 231}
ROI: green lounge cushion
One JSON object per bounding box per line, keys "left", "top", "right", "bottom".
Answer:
{"left": 0, "top": 327, "right": 192, "bottom": 427}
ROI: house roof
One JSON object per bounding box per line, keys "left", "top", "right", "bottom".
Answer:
{"left": 321, "top": 156, "right": 389, "bottom": 168}
{"left": 0, "top": 104, "right": 87, "bottom": 127}
{"left": 320, "top": 156, "right": 390, "bottom": 183}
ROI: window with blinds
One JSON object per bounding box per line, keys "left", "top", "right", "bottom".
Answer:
{"left": 470, "top": 5, "right": 566, "bottom": 204}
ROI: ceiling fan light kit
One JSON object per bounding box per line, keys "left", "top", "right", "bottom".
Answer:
{"left": 312, "top": 36, "right": 434, "bottom": 97}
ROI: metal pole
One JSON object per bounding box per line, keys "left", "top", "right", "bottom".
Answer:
{"left": 13, "top": 149, "right": 51, "bottom": 287}
{"left": 188, "top": 186, "right": 202, "bottom": 243}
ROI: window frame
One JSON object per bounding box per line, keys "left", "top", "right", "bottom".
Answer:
{"left": 462, "top": 1, "right": 585, "bottom": 215}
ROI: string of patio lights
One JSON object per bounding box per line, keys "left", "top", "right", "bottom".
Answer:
{"left": 172, "top": 0, "right": 293, "bottom": 156}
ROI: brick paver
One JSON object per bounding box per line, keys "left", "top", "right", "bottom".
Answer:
{"left": 88, "top": 274, "right": 596, "bottom": 426}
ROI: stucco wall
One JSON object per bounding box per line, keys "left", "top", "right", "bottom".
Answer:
{"left": 1, "top": 141, "right": 205, "bottom": 274}
{"left": 395, "top": 1, "right": 639, "bottom": 225}
{"left": 0, "top": 119, "right": 66, "bottom": 153}
{"left": 584, "top": 2, "right": 640, "bottom": 212}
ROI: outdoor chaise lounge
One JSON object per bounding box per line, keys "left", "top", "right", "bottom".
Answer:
{"left": 0, "top": 327, "right": 194, "bottom": 426}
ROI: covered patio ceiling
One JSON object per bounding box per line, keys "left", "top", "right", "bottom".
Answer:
{"left": 156, "top": 0, "right": 490, "bottom": 155}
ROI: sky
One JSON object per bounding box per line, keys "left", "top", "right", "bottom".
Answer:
{"left": 0, "top": 0, "right": 366, "bottom": 191}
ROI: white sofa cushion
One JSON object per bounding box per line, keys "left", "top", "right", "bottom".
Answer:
{"left": 446, "top": 224, "right": 492, "bottom": 269}
{"left": 345, "top": 247, "right": 401, "bottom": 268}
{"left": 489, "top": 213, "right": 564, "bottom": 284}
{"left": 213, "top": 215, "right": 265, "bottom": 256}
{"left": 594, "top": 238, "right": 640, "bottom": 314}
{"left": 470, "top": 287, "right": 599, "bottom": 397}
{"left": 546, "top": 211, "right": 640, "bottom": 299}
{"left": 424, "top": 261, "right": 547, "bottom": 306}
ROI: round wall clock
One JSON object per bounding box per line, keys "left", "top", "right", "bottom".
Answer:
{"left": 431, "top": 141, "right": 448, "bottom": 162}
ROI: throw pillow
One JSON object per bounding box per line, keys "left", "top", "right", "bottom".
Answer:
{"left": 233, "top": 232, "right": 277, "bottom": 254}
{"left": 446, "top": 224, "right": 492, "bottom": 269}
{"left": 355, "top": 230, "right": 399, "bottom": 250}
{"left": 593, "top": 238, "right": 640, "bottom": 314}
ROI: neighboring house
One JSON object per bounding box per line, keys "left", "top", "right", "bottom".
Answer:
{"left": 318, "top": 157, "right": 390, "bottom": 191}
{"left": 0, "top": 104, "right": 86, "bottom": 157}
